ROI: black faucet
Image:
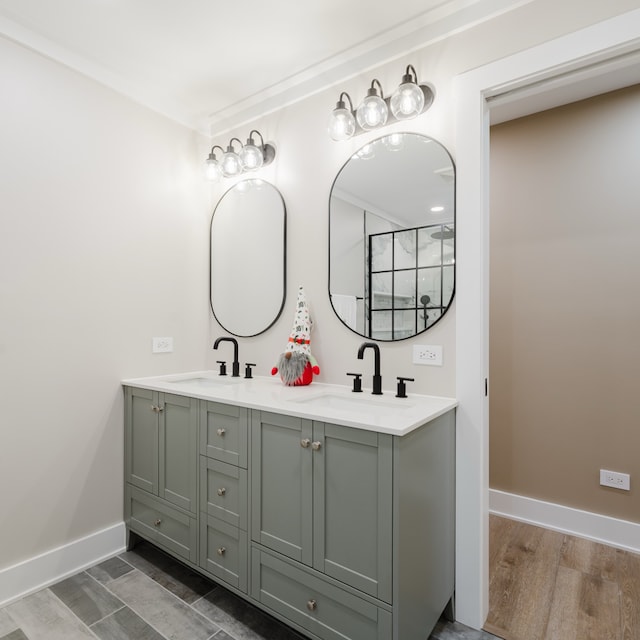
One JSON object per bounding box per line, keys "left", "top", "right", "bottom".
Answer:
{"left": 357, "top": 342, "right": 382, "bottom": 395}
{"left": 213, "top": 336, "right": 240, "bottom": 377}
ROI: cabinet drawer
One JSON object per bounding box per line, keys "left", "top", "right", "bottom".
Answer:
{"left": 200, "top": 515, "right": 247, "bottom": 593}
{"left": 200, "top": 457, "right": 247, "bottom": 530}
{"left": 200, "top": 401, "right": 248, "bottom": 468}
{"left": 251, "top": 547, "right": 392, "bottom": 640}
{"left": 125, "top": 485, "right": 197, "bottom": 563}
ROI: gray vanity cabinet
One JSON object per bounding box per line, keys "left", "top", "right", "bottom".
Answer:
{"left": 124, "top": 386, "right": 198, "bottom": 562}
{"left": 124, "top": 384, "right": 455, "bottom": 640}
{"left": 250, "top": 411, "right": 393, "bottom": 602}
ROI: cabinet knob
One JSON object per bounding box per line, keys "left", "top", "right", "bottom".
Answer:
{"left": 217, "top": 546, "right": 226, "bottom": 556}
{"left": 217, "top": 428, "right": 226, "bottom": 437}
{"left": 217, "top": 487, "right": 226, "bottom": 496}
{"left": 153, "top": 519, "right": 162, "bottom": 527}
{"left": 150, "top": 405, "right": 164, "bottom": 413}
{"left": 307, "top": 599, "right": 317, "bottom": 612}
{"left": 311, "top": 441, "right": 322, "bottom": 451}
{"left": 300, "top": 438, "right": 311, "bottom": 448}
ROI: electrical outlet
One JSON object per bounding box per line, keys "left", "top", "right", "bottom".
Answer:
{"left": 413, "top": 344, "right": 443, "bottom": 366}
{"left": 599, "top": 469, "right": 630, "bottom": 491}
{"left": 152, "top": 337, "right": 173, "bottom": 353}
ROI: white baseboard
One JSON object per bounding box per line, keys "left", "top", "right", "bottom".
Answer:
{"left": 490, "top": 489, "right": 640, "bottom": 555}
{"left": 0, "top": 522, "right": 127, "bottom": 608}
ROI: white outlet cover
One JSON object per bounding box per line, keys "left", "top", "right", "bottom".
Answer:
{"left": 152, "top": 337, "right": 174, "bottom": 353}
{"left": 412, "top": 344, "right": 443, "bottom": 366}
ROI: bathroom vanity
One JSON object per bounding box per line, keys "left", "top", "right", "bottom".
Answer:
{"left": 122, "top": 372, "right": 456, "bottom": 640}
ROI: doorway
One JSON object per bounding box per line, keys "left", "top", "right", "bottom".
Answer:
{"left": 454, "top": 11, "right": 640, "bottom": 629}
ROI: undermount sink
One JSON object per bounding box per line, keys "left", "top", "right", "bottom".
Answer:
{"left": 291, "top": 392, "right": 413, "bottom": 415}
{"left": 166, "top": 376, "right": 243, "bottom": 387}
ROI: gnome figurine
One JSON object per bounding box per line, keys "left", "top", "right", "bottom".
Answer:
{"left": 271, "top": 286, "right": 320, "bottom": 386}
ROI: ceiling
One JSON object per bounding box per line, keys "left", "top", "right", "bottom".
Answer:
{"left": 0, "top": 0, "right": 527, "bottom": 134}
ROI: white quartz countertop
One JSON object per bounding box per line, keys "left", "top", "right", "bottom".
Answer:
{"left": 122, "top": 371, "right": 457, "bottom": 436}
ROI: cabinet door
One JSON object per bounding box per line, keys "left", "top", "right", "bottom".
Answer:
{"left": 125, "top": 387, "right": 158, "bottom": 495}
{"left": 313, "top": 423, "right": 393, "bottom": 603}
{"left": 251, "top": 411, "right": 313, "bottom": 565}
{"left": 159, "top": 393, "right": 198, "bottom": 513}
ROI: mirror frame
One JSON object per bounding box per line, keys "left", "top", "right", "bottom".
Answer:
{"left": 210, "top": 179, "right": 287, "bottom": 337}
{"left": 328, "top": 132, "right": 456, "bottom": 341}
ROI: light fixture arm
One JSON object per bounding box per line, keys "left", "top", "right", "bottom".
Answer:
{"left": 336, "top": 91, "right": 354, "bottom": 111}
{"left": 207, "top": 144, "right": 224, "bottom": 161}
{"left": 247, "top": 129, "right": 264, "bottom": 147}
{"left": 402, "top": 64, "right": 418, "bottom": 84}
{"left": 369, "top": 79, "right": 384, "bottom": 98}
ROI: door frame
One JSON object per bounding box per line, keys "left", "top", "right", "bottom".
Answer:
{"left": 453, "top": 9, "right": 640, "bottom": 628}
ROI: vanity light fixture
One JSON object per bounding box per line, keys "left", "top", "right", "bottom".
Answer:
{"left": 204, "top": 129, "right": 276, "bottom": 182}
{"left": 328, "top": 64, "right": 434, "bottom": 141}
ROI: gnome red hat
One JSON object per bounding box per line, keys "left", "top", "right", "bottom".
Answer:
{"left": 271, "top": 286, "right": 320, "bottom": 386}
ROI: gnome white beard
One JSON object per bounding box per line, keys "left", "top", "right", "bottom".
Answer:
{"left": 277, "top": 351, "right": 308, "bottom": 385}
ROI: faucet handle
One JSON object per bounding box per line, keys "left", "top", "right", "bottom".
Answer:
{"left": 346, "top": 372, "right": 363, "bottom": 393}
{"left": 244, "top": 363, "right": 256, "bottom": 379}
{"left": 396, "top": 376, "right": 415, "bottom": 399}
{"left": 216, "top": 360, "right": 227, "bottom": 376}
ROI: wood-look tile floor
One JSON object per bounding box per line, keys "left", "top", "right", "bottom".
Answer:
{"left": 0, "top": 539, "right": 494, "bottom": 640}
{"left": 485, "top": 515, "right": 640, "bottom": 640}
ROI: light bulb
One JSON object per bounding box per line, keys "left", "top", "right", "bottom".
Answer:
{"left": 390, "top": 80, "right": 424, "bottom": 120}
{"left": 221, "top": 149, "right": 242, "bottom": 177}
{"left": 328, "top": 107, "right": 355, "bottom": 141}
{"left": 203, "top": 147, "right": 222, "bottom": 181}
{"left": 239, "top": 143, "right": 263, "bottom": 171}
{"left": 356, "top": 86, "right": 388, "bottom": 130}
{"left": 204, "top": 158, "right": 221, "bottom": 182}
{"left": 328, "top": 93, "right": 356, "bottom": 141}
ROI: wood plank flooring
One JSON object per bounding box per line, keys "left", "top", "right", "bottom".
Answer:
{"left": 485, "top": 515, "right": 640, "bottom": 640}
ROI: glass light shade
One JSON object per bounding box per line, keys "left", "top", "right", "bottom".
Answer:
{"left": 221, "top": 150, "right": 243, "bottom": 177}
{"left": 204, "top": 158, "right": 221, "bottom": 182}
{"left": 239, "top": 143, "right": 264, "bottom": 171}
{"left": 356, "top": 94, "right": 388, "bottom": 130}
{"left": 328, "top": 107, "right": 356, "bottom": 141}
{"left": 390, "top": 82, "right": 425, "bottom": 120}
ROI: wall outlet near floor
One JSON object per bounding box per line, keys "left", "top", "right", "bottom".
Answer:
{"left": 413, "top": 344, "right": 443, "bottom": 366}
{"left": 152, "top": 337, "right": 173, "bottom": 353}
{"left": 599, "top": 469, "right": 630, "bottom": 491}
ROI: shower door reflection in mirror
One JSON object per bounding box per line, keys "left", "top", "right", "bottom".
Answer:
{"left": 329, "top": 133, "right": 455, "bottom": 341}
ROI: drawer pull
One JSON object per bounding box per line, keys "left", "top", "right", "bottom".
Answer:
{"left": 217, "top": 428, "right": 226, "bottom": 437}
{"left": 217, "top": 546, "right": 226, "bottom": 556}
{"left": 300, "top": 438, "right": 310, "bottom": 448}
{"left": 217, "top": 487, "right": 226, "bottom": 496}
{"left": 307, "top": 599, "right": 317, "bottom": 612}
{"left": 153, "top": 519, "right": 162, "bottom": 527}
{"left": 311, "top": 441, "right": 322, "bottom": 451}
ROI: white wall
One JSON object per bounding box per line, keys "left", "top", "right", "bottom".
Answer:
{"left": 0, "top": 36, "right": 210, "bottom": 573}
